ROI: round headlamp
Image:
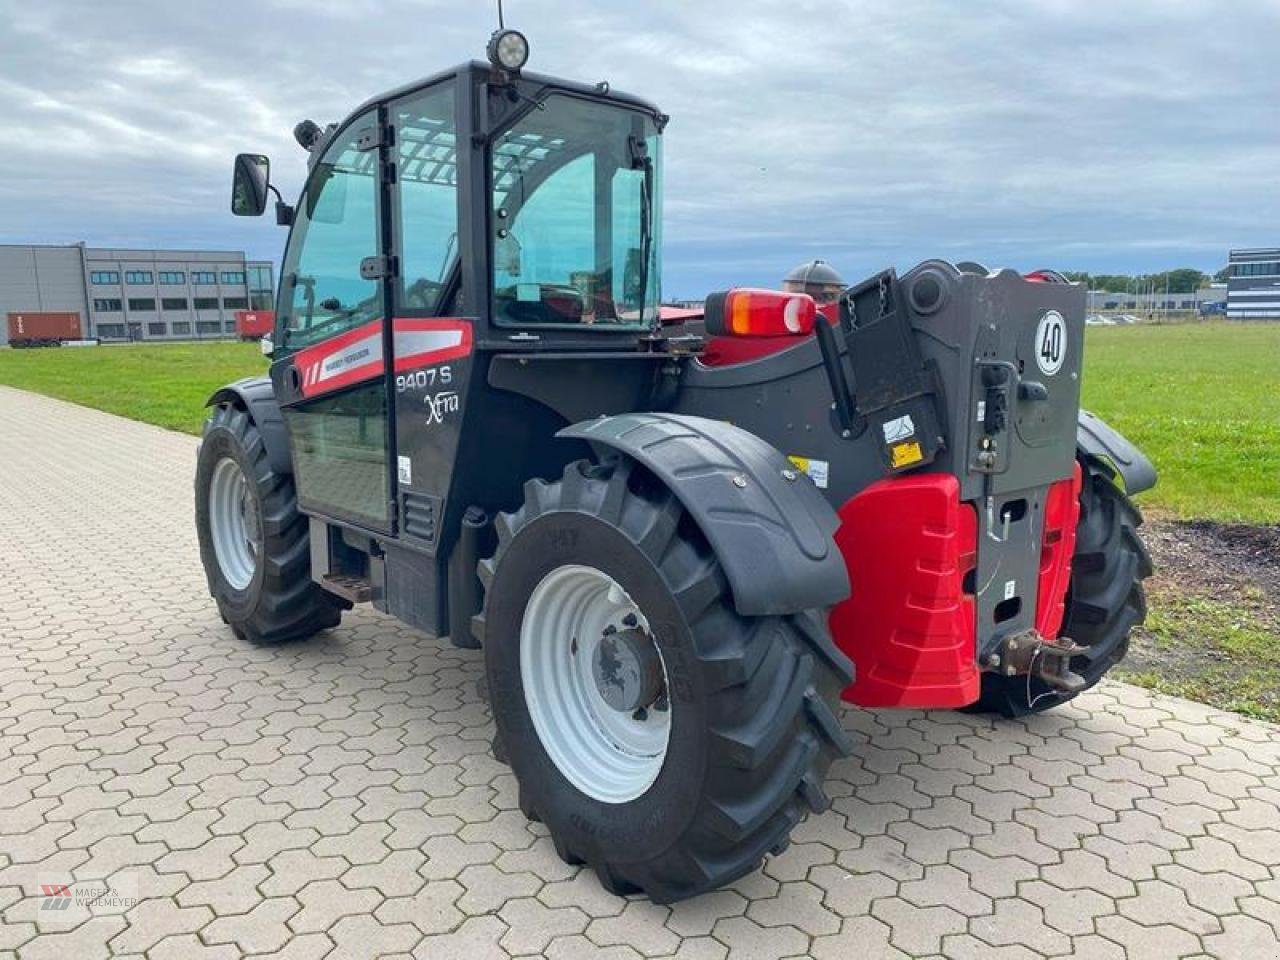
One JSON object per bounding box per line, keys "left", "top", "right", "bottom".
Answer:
{"left": 487, "top": 29, "right": 529, "bottom": 72}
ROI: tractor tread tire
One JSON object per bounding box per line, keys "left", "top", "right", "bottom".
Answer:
{"left": 969, "top": 455, "right": 1150, "bottom": 717}
{"left": 482, "top": 458, "right": 853, "bottom": 903}
{"left": 196, "top": 403, "right": 346, "bottom": 645}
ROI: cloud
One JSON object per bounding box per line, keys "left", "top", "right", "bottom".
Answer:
{"left": 0, "top": 0, "right": 1275, "bottom": 296}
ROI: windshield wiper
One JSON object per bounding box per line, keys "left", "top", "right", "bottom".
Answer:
{"left": 630, "top": 135, "right": 654, "bottom": 322}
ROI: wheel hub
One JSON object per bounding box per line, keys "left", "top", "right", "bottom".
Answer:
{"left": 520, "top": 564, "right": 672, "bottom": 804}
{"left": 592, "top": 627, "right": 665, "bottom": 713}
{"left": 208, "top": 457, "right": 261, "bottom": 591}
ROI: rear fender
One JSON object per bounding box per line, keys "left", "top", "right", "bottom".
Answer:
{"left": 206, "top": 376, "right": 292, "bottom": 477}
{"left": 1076, "top": 410, "right": 1157, "bottom": 494}
{"left": 558, "top": 413, "right": 850, "bottom": 617}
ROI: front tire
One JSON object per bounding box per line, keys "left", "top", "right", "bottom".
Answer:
{"left": 479, "top": 459, "right": 854, "bottom": 903}
{"left": 970, "top": 456, "right": 1152, "bottom": 717}
{"left": 195, "top": 403, "right": 346, "bottom": 644}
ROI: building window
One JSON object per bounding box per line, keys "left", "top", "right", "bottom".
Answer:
{"left": 224, "top": 321, "right": 237, "bottom": 333}
{"left": 93, "top": 298, "right": 123, "bottom": 312}
{"left": 96, "top": 323, "right": 126, "bottom": 339}
{"left": 221, "top": 271, "right": 247, "bottom": 285}
{"left": 193, "top": 297, "right": 219, "bottom": 310}
{"left": 161, "top": 297, "right": 189, "bottom": 311}
{"left": 128, "top": 298, "right": 157, "bottom": 312}
{"left": 1231, "top": 262, "right": 1280, "bottom": 277}
{"left": 90, "top": 271, "right": 120, "bottom": 284}
{"left": 172, "top": 321, "right": 191, "bottom": 335}
{"left": 158, "top": 271, "right": 186, "bottom": 285}
{"left": 192, "top": 271, "right": 217, "bottom": 284}
{"left": 222, "top": 296, "right": 249, "bottom": 310}
{"left": 248, "top": 264, "right": 274, "bottom": 311}
{"left": 147, "top": 322, "right": 168, "bottom": 336}
{"left": 124, "top": 271, "right": 154, "bottom": 284}
{"left": 196, "top": 320, "right": 222, "bottom": 335}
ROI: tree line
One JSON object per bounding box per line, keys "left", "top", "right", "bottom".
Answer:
{"left": 1059, "top": 267, "right": 1225, "bottom": 294}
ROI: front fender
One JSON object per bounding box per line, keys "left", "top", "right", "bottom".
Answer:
{"left": 1077, "top": 409, "right": 1157, "bottom": 494}
{"left": 558, "top": 413, "right": 850, "bottom": 617}
{"left": 207, "top": 376, "right": 292, "bottom": 478}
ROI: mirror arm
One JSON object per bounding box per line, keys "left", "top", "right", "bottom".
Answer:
{"left": 266, "top": 184, "right": 294, "bottom": 226}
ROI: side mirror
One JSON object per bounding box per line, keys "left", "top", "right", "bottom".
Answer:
{"left": 232, "top": 153, "right": 271, "bottom": 217}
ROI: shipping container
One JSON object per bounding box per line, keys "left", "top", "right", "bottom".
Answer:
{"left": 6, "top": 312, "right": 82, "bottom": 348}
{"left": 234, "top": 310, "right": 275, "bottom": 340}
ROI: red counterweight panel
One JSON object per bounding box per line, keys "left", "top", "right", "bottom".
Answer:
{"left": 1034, "top": 463, "right": 1082, "bottom": 640}
{"left": 830, "top": 474, "right": 979, "bottom": 708}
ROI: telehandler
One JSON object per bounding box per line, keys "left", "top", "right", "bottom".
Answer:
{"left": 198, "top": 25, "right": 1154, "bottom": 902}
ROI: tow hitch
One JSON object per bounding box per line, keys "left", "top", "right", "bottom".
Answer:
{"left": 993, "top": 629, "right": 1088, "bottom": 694}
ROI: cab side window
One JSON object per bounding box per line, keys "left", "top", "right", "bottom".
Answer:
{"left": 393, "top": 84, "right": 459, "bottom": 314}
{"left": 278, "top": 112, "right": 381, "bottom": 352}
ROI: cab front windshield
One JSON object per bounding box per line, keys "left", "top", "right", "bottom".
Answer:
{"left": 492, "top": 94, "right": 662, "bottom": 329}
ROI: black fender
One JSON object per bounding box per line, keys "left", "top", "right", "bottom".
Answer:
{"left": 206, "top": 376, "right": 293, "bottom": 477}
{"left": 558, "top": 413, "right": 850, "bottom": 617}
{"left": 1077, "top": 409, "right": 1157, "bottom": 495}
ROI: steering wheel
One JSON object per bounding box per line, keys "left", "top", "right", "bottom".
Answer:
{"left": 404, "top": 277, "right": 446, "bottom": 310}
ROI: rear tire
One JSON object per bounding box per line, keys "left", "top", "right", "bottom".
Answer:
{"left": 195, "top": 403, "right": 346, "bottom": 644}
{"left": 479, "top": 459, "right": 854, "bottom": 903}
{"left": 969, "top": 456, "right": 1152, "bottom": 717}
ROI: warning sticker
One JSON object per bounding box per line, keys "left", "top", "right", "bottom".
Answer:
{"left": 397, "top": 455, "right": 413, "bottom": 485}
{"left": 1003, "top": 579, "right": 1017, "bottom": 601}
{"left": 889, "top": 441, "right": 924, "bottom": 469}
{"left": 882, "top": 414, "right": 916, "bottom": 443}
{"left": 787, "top": 455, "right": 830, "bottom": 489}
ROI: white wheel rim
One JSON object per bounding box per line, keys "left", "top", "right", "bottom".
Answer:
{"left": 520, "top": 564, "right": 672, "bottom": 804}
{"left": 209, "top": 457, "right": 260, "bottom": 591}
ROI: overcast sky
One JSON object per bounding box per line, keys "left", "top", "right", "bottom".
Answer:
{"left": 1, "top": 0, "right": 1275, "bottom": 297}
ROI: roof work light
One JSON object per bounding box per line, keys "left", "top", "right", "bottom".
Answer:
{"left": 488, "top": 29, "right": 530, "bottom": 72}
{"left": 704, "top": 289, "right": 818, "bottom": 337}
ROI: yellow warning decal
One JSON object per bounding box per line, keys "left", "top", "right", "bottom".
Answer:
{"left": 890, "top": 440, "right": 924, "bottom": 469}
{"left": 787, "top": 455, "right": 830, "bottom": 489}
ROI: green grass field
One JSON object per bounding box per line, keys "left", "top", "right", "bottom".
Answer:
{"left": 1080, "top": 322, "right": 1280, "bottom": 524}
{"left": 0, "top": 341, "right": 268, "bottom": 435}
{"left": 0, "top": 322, "right": 1277, "bottom": 521}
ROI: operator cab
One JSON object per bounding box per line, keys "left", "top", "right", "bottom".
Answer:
{"left": 229, "top": 36, "right": 669, "bottom": 554}
{"left": 232, "top": 45, "right": 666, "bottom": 355}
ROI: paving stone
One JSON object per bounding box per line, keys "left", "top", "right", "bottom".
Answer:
{"left": 108, "top": 900, "right": 213, "bottom": 954}
{"left": 810, "top": 915, "right": 907, "bottom": 960}
{"left": 969, "top": 897, "right": 1073, "bottom": 955}
{"left": 413, "top": 914, "right": 509, "bottom": 959}
{"left": 374, "top": 879, "right": 465, "bottom": 935}
{"left": 664, "top": 889, "right": 747, "bottom": 937}
{"left": 289, "top": 879, "right": 383, "bottom": 934}
{"left": 204, "top": 896, "right": 300, "bottom": 954}
{"left": 746, "top": 879, "right": 840, "bottom": 936}
{"left": 499, "top": 896, "right": 590, "bottom": 954}
{"left": 711, "top": 915, "right": 809, "bottom": 960}
{"left": 1095, "top": 914, "right": 1203, "bottom": 960}
{"left": 326, "top": 913, "right": 421, "bottom": 959}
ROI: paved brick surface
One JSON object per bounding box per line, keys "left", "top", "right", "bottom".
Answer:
{"left": 1, "top": 384, "right": 1279, "bottom": 960}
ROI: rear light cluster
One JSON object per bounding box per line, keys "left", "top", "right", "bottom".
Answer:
{"left": 704, "top": 288, "right": 817, "bottom": 338}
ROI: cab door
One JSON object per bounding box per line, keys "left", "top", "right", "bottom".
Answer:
{"left": 269, "top": 110, "right": 395, "bottom": 532}
{"left": 384, "top": 79, "right": 471, "bottom": 551}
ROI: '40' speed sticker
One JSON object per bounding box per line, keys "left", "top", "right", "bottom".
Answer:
{"left": 1035, "top": 310, "right": 1067, "bottom": 376}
